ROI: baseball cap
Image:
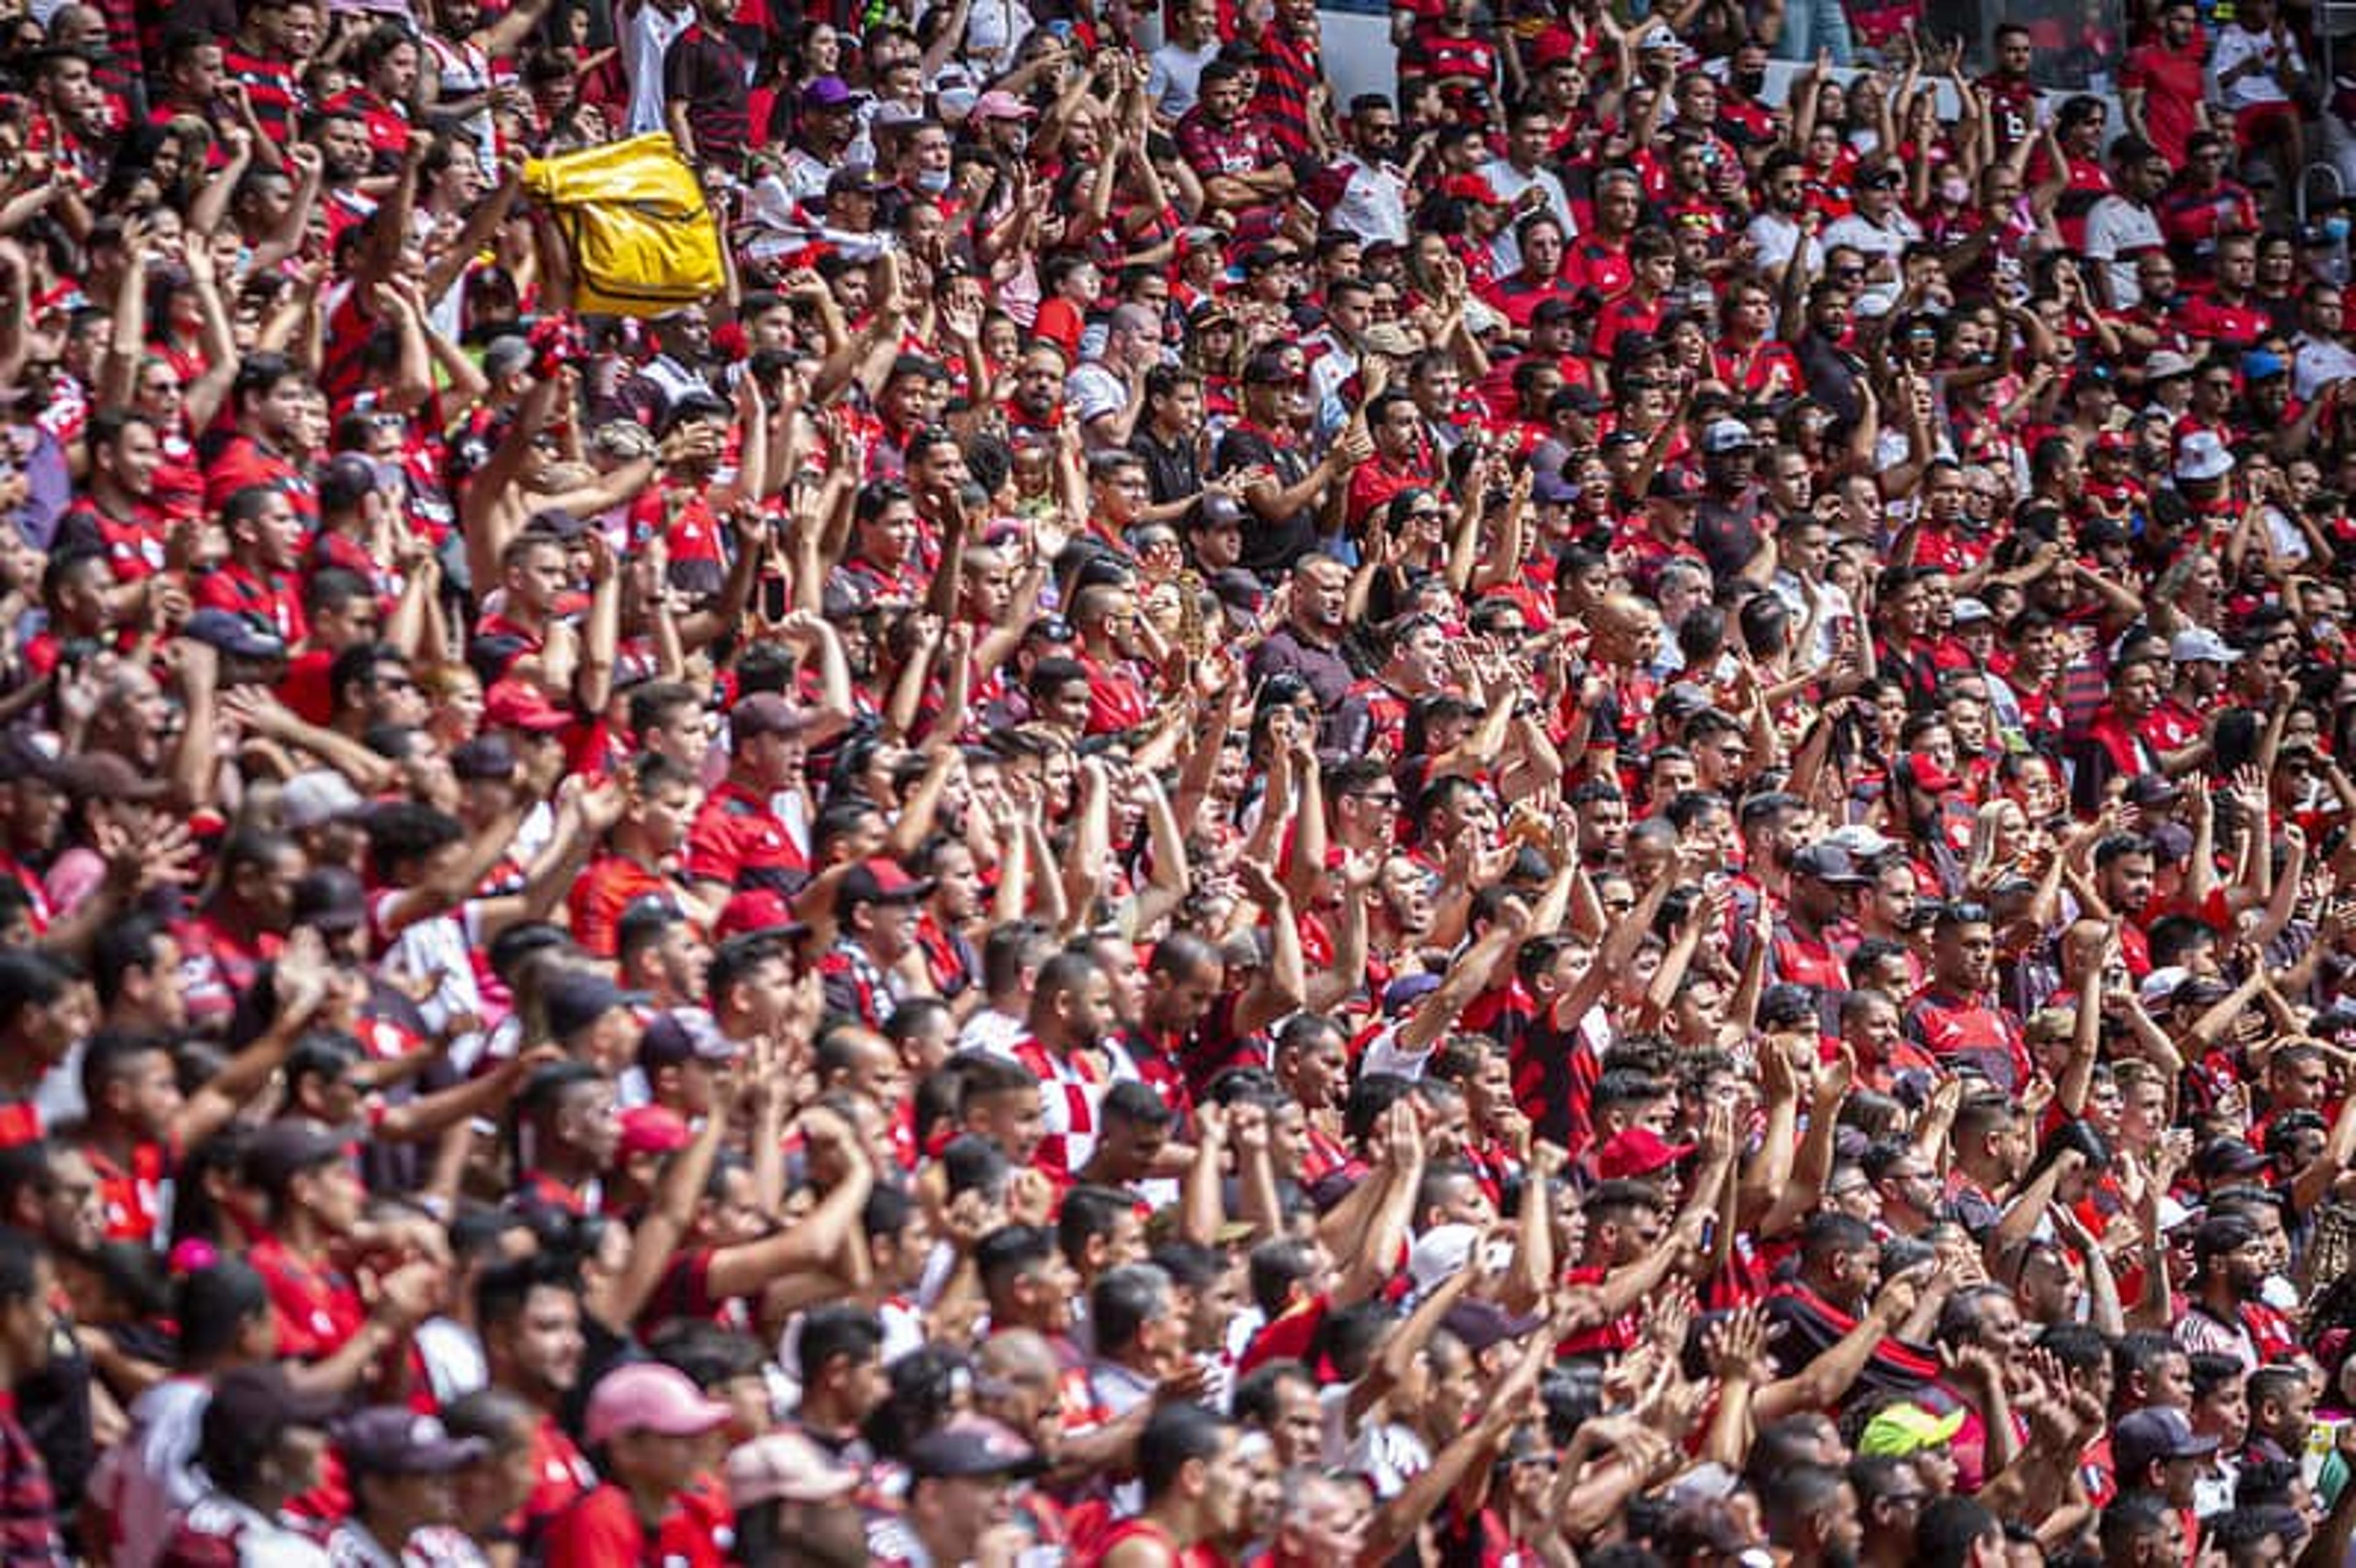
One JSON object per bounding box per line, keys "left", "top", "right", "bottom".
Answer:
{"left": 2171, "top": 627, "right": 2241, "bottom": 665}
{"left": 182, "top": 609, "right": 286, "bottom": 661}
{"left": 714, "top": 888, "right": 810, "bottom": 942}
{"left": 837, "top": 856, "right": 936, "bottom": 918}
{"left": 726, "top": 1431, "right": 861, "bottom": 1509}
{"left": 290, "top": 866, "right": 368, "bottom": 936}
{"left": 638, "top": 1007, "right": 736, "bottom": 1068}
{"left": 801, "top": 75, "right": 864, "bottom": 110}
{"left": 1825, "top": 824, "right": 1898, "bottom": 861}
{"left": 731, "top": 693, "right": 812, "bottom": 744}
{"left": 1649, "top": 466, "right": 1705, "bottom": 503}
{"left": 1189, "top": 493, "right": 1247, "bottom": 531}
{"left": 1656, "top": 682, "right": 1715, "bottom": 722}
{"left": 1701, "top": 418, "right": 1757, "bottom": 455}
{"left": 450, "top": 734, "right": 518, "bottom": 782}
{"left": 1950, "top": 597, "right": 1993, "bottom": 626}
{"left": 2114, "top": 1405, "right": 2221, "bottom": 1480}
{"left": 968, "top": 88, "right": 1037, "bottom": 123}
{"left": 2145, "top": 350, "right": 2198, "bottom": 382}
{"left": 203, "top": 1366, "right": 342, "bottom": 1455}
{"left": 1407, "top": 1222, "right": 1479, "bottom": 1292}
{"left": 336, "top": 1409, "right": 489, "bottom": 1475}
{"left": 483, "top": 679, "right": 573, "bottom": 734}
{"left": 584, "top": 1362, "right": 734, "bottom": 1447}
{"left": 2136, "top": 964, "right": 2190, "bottom": 1009}
{"left": 1857, "top": 1402, "right": 1967, "bottom": 1458}
{"left": 618, "top": 1105, "right": 694, "bottom": 1159}
{"left": 2176, "top": 430, "right": 2234, "bottom": 482}
{"left": 242, "top": 1118, "right": 348, "bottom": 1192}
{"left": 1790, "top": 842, "right": 1870, "bottom": 886}
{"left": 542, "top": 969, "right": 646, "bottom": 1040}
{"left": 1441, "top": 1297, "right": 1547, "bottom": 1351}
{"left": 280, "top": 769, "right": 369, "bottom": 831}
{"left": 2242, "top": 348, "right": 2288, "bottom": 382}
{"left": 907, "top": 1416, "right": 1045, "bottom": 1480}
{"left": 2124, "top": 774, "right": 2187, "bottom": 809}
{"left": 1596, "top": 1126, "right": 1696, "bottom": 1179}
{"left": 319, "top": 453, "right": 382, "bottom": 512}
{"left": 1902, "top": 752, "right": 1960, "bottom": 793}
{"left": 2194, "top": 1139, "right": 2268, "bottom": 1182}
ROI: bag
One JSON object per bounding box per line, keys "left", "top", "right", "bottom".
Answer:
{"left": 523, "top": 133, "right": 724, "bottom": 318}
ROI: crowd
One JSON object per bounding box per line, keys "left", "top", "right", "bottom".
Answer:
{"left": 1, "top": 0, "right": 2356, "bottom": 1561}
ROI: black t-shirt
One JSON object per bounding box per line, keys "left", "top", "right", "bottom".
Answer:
{"left": 1213, "top": 424, "right": 1319, "bottom": 577}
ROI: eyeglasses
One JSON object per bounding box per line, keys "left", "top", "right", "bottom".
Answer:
{"left": 1833, "top": 266, "right": 1866, "bottom": 280}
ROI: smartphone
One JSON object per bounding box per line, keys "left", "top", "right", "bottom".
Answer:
{"left": 759, "top": 576, "right": 789, "bottom": 623}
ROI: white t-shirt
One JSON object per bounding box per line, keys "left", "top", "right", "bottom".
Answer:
{"left": 623, "top": 0, "right": 696, "bottom": 136}
{"left": 2084, "top": 195, "right": 2165, "bottom": 308}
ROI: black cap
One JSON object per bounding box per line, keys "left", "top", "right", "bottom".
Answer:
{"left": 2123, "top": 774, "right": 2184, "bottom": 809}
{"left": 525, "top": 506, "right": 589, "bottom": 542}
{"left": 318, "top": 453, "right": 381, "bottom": 512}
{"left": 1790, "top": 842, "right": 1870, "bottom": 886}
{"left": 542, "top": 969, "right": 646, "bottom": 1040}
{"left": 290, "top": 866, "right": 368, "bottom": 936}
{"left": 1648, "top": 466, "right": 1705, "bottom": 503}
{"left": 336, "top": 1408, "right": 489, "bottom": 1476}
{"left": 242, "top": 1118, "right": 348, "bottom": 1193}
{"left": 450, "top": 734, "right": 518, "bottom": 782}
{"left": 1188, "top": 493, "right": 1247, "bottom": 531}
{"left": 907, "top": 1417, "right": 1045, "bottom": 1479}
{"left": 1441, "top": 1297, "right": 1545, "bottom": 1352}
{"left": 204, "top": 1366, "right": 341, "bottom": 1453}
{"left": 182, "top": 609, "right": 287, "bottom": 661}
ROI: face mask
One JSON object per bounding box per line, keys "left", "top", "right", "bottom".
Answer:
{"left": 2328, "top": 215, "right": 2352, "bottom": 242}
{"left": 914, "top": 168, "right": 952, "bottom": 194}
{"left": 1734, "top": 69, "right": 1766, "bottom": 96}
{"left": 1939, "top": 178, "right": 1971, "bottom": 204}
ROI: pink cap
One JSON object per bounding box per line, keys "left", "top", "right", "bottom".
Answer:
{"left": 968, "top": 89, "right": 1038, "bottom": 123}
{"left": 585, "top": 1362, "right": 733, "bottom": 1445}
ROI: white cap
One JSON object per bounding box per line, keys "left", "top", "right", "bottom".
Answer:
{"left": 1407, "top": 1223, "right": 1479, "bottom": 1293}
{"left": 2174, "top": 430, "right": 2234, "bottom": 483}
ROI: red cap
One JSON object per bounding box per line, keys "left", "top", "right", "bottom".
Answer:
{"left": 1903, "top": 751, "right": 1960, "bottom": 793}
{"left": 1530, "top": 27, "right": 1577, "bottom": 65}
{"left": 482, "top": 679, "right": 572, "bottom": 734}
{"left": 619, "top": 1105, "right": 691, "bottom": 1159}
{"left": 1596, "top": 1126, "right": 1696, "bottom": 1179}
{"left": 1441, "top": 173, "right": 1499, "bottom": 204}
{"left": 715, "top": 888, "right": 807, "bottom": 940}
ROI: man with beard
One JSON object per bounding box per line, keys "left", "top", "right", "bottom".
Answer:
{"left": 1746, "top": 150, "right": 1825, "bottom": 285}
{"left": 686, "top": 693, "right": 814, "bottom": 907}
{"left": 1327, "top": 95, "right": 1410, "bottom": 250}
{"left": 1216, "top": 353, "right": 1366, "bottom": 580}
{"left": 819, "top": 858, "right": 935, "bottom": 1029}
{"left": 477, "top": 1258, "right": 593, "bottom": 1554}
{"left": 1093, "top": 1403, "right": 1249, "bottom": 1568}
{"left": 2069, "top": 656, "right": 2166, "bottom": 814}
{"left": 1773, "top": 843, "right": 1867, "bottom": 1002}
{"left": 1760, "top": 1465, "right": 1866, "bottom": 1568}
{"left": 1177, "top": 61, "right": 1294, "bottom": 229}
{"left": 2177, "top": 1216, "right": 2266, "bottom": 1369}
{"left": 1247, "top": 556, "right": 1355, "bottom": 742}
{"left": 1006, "top": 342, "right": 1071, "bottom": 447}
{"left": 204, "top": 353, "right": 317, "bottom": 519}
{"left": 1007, "top": 952, "right": 1119, "bottom": 1183}
{"left": 1907, "top": 906, "right": 2028, "bottom": 1094}
{"left": 725, "top": 1428, "right": 869, "bottom": 1568}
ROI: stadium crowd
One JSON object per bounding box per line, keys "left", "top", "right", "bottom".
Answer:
{"left": 0, "top": 0, "right": 2354, "bottom": 1562}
